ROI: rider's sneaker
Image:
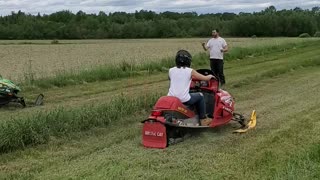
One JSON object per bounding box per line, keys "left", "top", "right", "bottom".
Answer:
{"left": 200, "top": 117, "right": 212, "bottom": 126}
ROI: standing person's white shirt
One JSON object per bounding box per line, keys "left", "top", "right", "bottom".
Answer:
{"left": 167, "top": 67, "right": 192, "bottom": 103}
{"left": 206, "top": 37, "right": 227, "bottom": 60}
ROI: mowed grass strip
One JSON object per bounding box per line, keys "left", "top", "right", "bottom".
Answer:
{"left": 228, "top": 46, "right": 320, "bottom": 88}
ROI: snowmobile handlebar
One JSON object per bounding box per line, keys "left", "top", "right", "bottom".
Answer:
{"left": 196, "top": 69, "right": 219, "bottom": 82}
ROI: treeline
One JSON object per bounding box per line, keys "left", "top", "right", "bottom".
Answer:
{"left": 0, "top": 6, "right": 319, "bottom": 39}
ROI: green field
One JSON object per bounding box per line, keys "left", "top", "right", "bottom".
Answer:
{"left": 0, "top": 38, "right": 320, "bottom": 179}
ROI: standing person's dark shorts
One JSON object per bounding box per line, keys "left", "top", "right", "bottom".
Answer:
{"left": 202, "top": 29, "right": 228, "bottom": 86}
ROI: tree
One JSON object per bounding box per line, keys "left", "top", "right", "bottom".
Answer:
{"left": 264, "top": 6, "right": 276, "bottom": 13}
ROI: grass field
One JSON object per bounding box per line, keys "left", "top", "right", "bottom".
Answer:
{"left": 0, "top": 38, "right": 320, "bottom": 179}
{"left": 0, "top": 38, "right": 315, "bottom": 81}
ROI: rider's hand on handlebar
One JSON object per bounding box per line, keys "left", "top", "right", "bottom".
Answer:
{"left": 207, "top": 75, "right": 214, "bottom": 80}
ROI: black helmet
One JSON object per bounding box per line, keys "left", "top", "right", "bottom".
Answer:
{"left": 175, "top": 50, "right": 192, "bottom": 68}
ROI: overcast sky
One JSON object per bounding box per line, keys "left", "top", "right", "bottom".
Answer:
{"left": 0, "top": 0, "right": 319, "bottom": 15}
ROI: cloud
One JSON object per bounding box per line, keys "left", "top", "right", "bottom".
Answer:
{"left": 0, "top": 0, "right": 319, "bottom": 15}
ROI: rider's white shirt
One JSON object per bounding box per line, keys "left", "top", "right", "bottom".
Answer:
{"left": 168, "top": 67, "right": 192, "bottom": 103}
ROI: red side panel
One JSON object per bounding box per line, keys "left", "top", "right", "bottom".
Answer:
{"left": 210, "top": 90, "right": 234, "bottom": 127}
{"left": 142, "top": 120, "right": 167, "bottom": 149}
{"left": 154, "top": 96, "right": 177, "bottom": 109}
{"left": 153, "top": 96, "right": 194, "bottom": 118}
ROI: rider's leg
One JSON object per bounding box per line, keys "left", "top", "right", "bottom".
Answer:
{"left": 184, "top": 93, "right": 206, "bottom": 119}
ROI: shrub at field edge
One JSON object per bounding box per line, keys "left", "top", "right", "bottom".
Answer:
{"left": 299, "top": 33, "right": 311, "bottom": 38}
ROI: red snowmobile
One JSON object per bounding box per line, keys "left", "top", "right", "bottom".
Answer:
{"left": 142, "top": 69, "right": 256, "bottom": 149}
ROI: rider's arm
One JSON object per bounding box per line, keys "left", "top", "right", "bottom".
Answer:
{"left": 191, "top": 70, "right": 213, "bottom": 81}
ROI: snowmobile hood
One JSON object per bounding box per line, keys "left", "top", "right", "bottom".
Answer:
{"left": 0, "top": 77, "right": 21, "bottom": 91}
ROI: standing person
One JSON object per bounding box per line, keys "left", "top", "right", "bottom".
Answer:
{"left": 168, "top": 50, "right": 214, "bottom": 126}
{"left": 202, "top": 29, "right": 228, "bottom": 87}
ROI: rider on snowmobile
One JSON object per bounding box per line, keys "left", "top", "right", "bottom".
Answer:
{"left": 167, "top": 50, "right": 213, "bottom": 126}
